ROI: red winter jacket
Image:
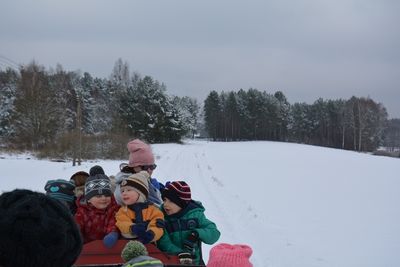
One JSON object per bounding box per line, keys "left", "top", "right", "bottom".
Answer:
{"left": 74, "top": 196, "right": 120, "bottom": 243}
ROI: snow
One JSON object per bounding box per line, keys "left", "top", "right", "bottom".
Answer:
{"left": 1, "top": 140, "right": 399, "bottom": 267}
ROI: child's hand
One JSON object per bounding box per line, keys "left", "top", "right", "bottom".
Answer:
{"left": 103, "top": 231, "right": 119, "bottom": 248}
{"left": 131, "top": 223, "right": 147, "bottom": 235}
{"left": 131, "top": 223, "right": 154, "bottom": 244}
{"left": 183, "top": 231, "right": 199, "bottom": 254}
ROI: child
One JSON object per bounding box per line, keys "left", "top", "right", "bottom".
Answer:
{"left": 44, "top": 179, "right": 77, "bottom": 214}
{"left": 121, "top": 240, "right": 163, "bottom": 267}
{"left": 69, "top": 170, "right": 89, "bottom": 198}
{"left": 157, "top": 181, "right": 221, "bottom": 265}
{"left": 115, "top": 171, "right": 164, "bottom": 244}
{"left": 114, "top": 139, "right": 163, "bottom": 206}
{"left": 89, "top": 165, "right": 116, "bottom": 193}
{"left": 74, "top": 173, "right": 120, "bottom": 247}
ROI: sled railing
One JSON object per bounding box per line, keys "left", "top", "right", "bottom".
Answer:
{"left": 74, "top": 240, "right": 205, "bottom": 267}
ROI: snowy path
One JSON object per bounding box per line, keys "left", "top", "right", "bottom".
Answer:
{"left": 1, "top": 140, "right": 400, "bottom": 266}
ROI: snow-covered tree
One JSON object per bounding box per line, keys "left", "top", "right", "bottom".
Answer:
{"left": 0, "top": 68, "right": 19, "bottom": 140}
{"left": 117, "top": 76, "right": 185, "bottom": 142}
{"left": 384, "top": 119, "right": 400, "bottom": 151}
{"left": 172, "top": 96, "right": 200, "bottom": 139}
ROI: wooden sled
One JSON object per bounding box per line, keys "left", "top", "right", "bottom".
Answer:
{"left": 74, "top": 240, "right": 205, "bottom": 267}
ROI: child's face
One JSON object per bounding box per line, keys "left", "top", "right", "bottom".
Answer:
{"left": 163, "top": 197, "right": 182, "bottom": 215}
{"left": 88, "top": 195, "right": 111, "bottom": 210}
{"left": 121, "top": 186, "right": 139, "bottom": 205}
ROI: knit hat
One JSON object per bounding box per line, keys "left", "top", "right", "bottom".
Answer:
{"left": 207, "top": 243, "right": 253, "bottom": 267}
{"left": 89, "top": 165, "right": 105, "bottom": 176}
{"left": 127, "top": 139, "right": 155, "bottom": 168}
{"left": 0, "top": 189, "right": 83, "bottom": 267}
{"left": 120, "top": 171, "right": 149, "bottom": 203}
{"left": 121, "top": 241, "right": 163, "bottom": 267}
{"left": 44, "top": 179, "right": 75, "bottom": 203}
{"left": 85, "top": 173, "right": 112, "bottom": 201}
{"left": 161, "top": 181, "right": 191, "bottom": 208}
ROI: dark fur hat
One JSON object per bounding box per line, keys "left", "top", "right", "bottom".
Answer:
{"left": 0, "top": 189, "right": 83, "bottom": 267}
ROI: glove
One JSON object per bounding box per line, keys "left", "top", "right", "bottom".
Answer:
{"left": 178, "top": 252, "right": 193, "bottom": 265}
{"left": 183, "top": 231, "right": 199, "bottom": 254}
{"left": 103, "top": 231, "right": 119, "bottom": 248}
{"left": 131, "top": 223, "right": 154, "bottom": 244}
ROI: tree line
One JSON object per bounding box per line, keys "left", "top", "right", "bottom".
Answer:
{"left": 0, "top": 59, "right": 199, "bottom": 160}
{"left": 203, "top": 89, "right": 399, "bottom": 152}
{"left": 1, "top": 59, "right": 399, "bottom": 159}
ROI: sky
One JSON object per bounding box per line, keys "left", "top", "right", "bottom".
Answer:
{"left": 1, "top": 0, "right": 399, "bottom": 118}
{"left": 1, "top": 140, "right": 400, "bottom": 266}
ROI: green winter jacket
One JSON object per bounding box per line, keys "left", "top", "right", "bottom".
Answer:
{"left": 157, "top": 200, "right": 220, "bottom": 264}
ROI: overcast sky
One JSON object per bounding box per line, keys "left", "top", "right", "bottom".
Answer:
{"left": 1, "top": 0, "right": 399, "bottom": 117}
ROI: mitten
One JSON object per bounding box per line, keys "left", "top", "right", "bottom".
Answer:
{"left": 103, "top": 231, "right": 119, "bottom": 248}
{"left": 183, "top": 231, "right": 199, "bottom": 255}
{"left": 131, "top": 223, "right": 155, "bottom": 244}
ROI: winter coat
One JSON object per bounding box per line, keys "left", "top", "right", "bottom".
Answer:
{"left": 148, "top": 177, "right": 164, "bottom": 206}
{"left": 67, "top": 199, "right": 77, "bottom": 215}
{"left": 115, "top": 202, "right": 165, "bottom": 242}
{"left": 114, "top": 172, "right": 163, "bottom": 206}
{"left": 74, "top": 196, "right": 119, "bottom": 243}
{"left": 157, "top": 200, "right": 220, "bottom": 265}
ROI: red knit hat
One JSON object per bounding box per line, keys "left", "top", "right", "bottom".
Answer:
{"left": 127, "top": 139, "right": 155, "bottom": 168}
{"left": 207, "top": 243, "right": 253, "bottom": 267}
{"left": 161, "top": 181, "right": 191, "bottom": 208}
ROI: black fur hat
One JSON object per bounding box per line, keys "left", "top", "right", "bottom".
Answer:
{"left": 0, "top": 189, "right": 83, "bottom": 267}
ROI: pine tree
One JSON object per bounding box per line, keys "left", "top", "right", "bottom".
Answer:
{"left": 225, "top": 91, "right": 239, "bottom": 141}
{"left": 274, "top": 91, "right": 290, "bottom": 141}
{"left": 172, "top": 96, "right": 200, "bottom": 139}
{"left": 384, "top": 119, "right": 400, "bottom": 151}
{"left": 117, "top": 76, "right": 185, "bottom": 142}
{"left": 204, "top": 91, "right": 221, "bottom": 140}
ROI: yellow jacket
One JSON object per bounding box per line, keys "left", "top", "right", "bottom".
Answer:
{"left": 116, "top": 202, "right": 164, "bottom": 242}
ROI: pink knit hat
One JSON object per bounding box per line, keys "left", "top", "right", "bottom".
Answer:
{"left": 207, "top": 243, "right": 253, "bottom": 267}
{"left": 127, "top": 139, "right": 155, "bottom": 167}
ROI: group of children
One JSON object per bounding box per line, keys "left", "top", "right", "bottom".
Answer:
{"left": 43, "top": 139, "right": 220, "bottom": 265}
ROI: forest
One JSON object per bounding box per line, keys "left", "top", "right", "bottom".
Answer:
{"left": 1, "top": 59, "right": 399, "bottom": 160}
{"left": 204, "top": 89, "right": 400, "bottom": 152}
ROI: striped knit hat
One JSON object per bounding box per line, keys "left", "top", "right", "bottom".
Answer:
{"left": 161, "top": 181, "right": 191, "bottom": 208}
{"left": 207, "top": 243, "right": 253, "bottom": 267}
{"left": 120, "top": 171, "right": 150, "bottom": 203}
{"left": 44, "top": 179, "right": 75, "bottom": 203}
{"left": 122, "top": 255, "right": 163, "bottom": 267}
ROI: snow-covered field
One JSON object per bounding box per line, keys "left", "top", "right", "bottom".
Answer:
{"left": 1, "top": 140, "right": 399, "bottom": 267}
